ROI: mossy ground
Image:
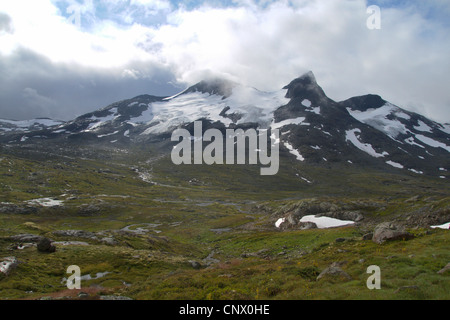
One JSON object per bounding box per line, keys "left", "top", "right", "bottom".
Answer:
{"left": 0, "top": 143, "right": 448, "bottom": 300}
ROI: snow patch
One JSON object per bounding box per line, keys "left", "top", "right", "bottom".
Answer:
{"left": 143, "top": 86, "right": 289, "bottom": 134}
{"left": 386, "top": 160, "right": 404, "bottom": 169}
{"left": 275, "top": 218, "right": 286, "bottom": 228}
{"left": 414, "top": 120, "right": 433, "bottom": 133}
{"left": 430, "top": 222, "right": 450, "bottom": 230}
{"left": 404, "top": 137, "right": 425, "bottom": 148}
{"left": 301, "top": 99, "right": 311, "bottom": 107}
{"left": 271, "top": 117, "right": 307, "bottom": 130}
{"left": 98, "top": 131, "right": 119, "bottom": 138}
{"left": 414, "top": 134, "right": 450, "bottom": 152}
{"left": 128, "top": 104, "right": 154, "bottom": 125}
{"left": 346, "top": 103, "right": 409, "bottom": 138}
{"left": 299, "top": 215, "right": 355, "bottom": 229}
{"left": 438, "top": 123, "right": 450, "bottom": 135}
{"left": 84, "top": 108, "right": 118, "bottom": 132}
{"left": 284, "top": 142, "right": 305, "bottom": 161}
{"left": 345, "top": 129, "right": 386, "bottom": 158}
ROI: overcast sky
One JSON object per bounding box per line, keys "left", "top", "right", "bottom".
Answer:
{"left": 0, "top": 0, "right": 449, "bottom": 123}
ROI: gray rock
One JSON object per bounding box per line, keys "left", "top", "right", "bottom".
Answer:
{"left": 0, "top": 204, "right": 38, "bottom": 215}
{"left": 437, "top": 263, "right": 450, "bottom": 274}
{"left": 298, "top": 221, "right": 317, "bottom": 230}
{"left": 9, "top": 243, "right": 36, "bottom": 250}
{"left": 52, "top": 230, "right": 98, "bottom": 240}
{"left": 99, "top": 295, "right": 133, "bottom": 300}
{"left": 372, "top": 222, "right": 414, "bottom": 244}
{"left": 189, "top": 260, "right": 202, "bottom": 270}
{"left": 362, "top": 233, "right": 373, "bottom": 241}
{"left": 37, "top": 238, "right": 56, "bottom": 253}
{"left": 0, "top": 257, "right": 18, "bottom": 275}
{"left": 100, "top": 237, "right": 117, "bottom": 245}
{"left": 53, "top": 241, "right": 89, "bottom": 246}
{"left": 10, "top": 234, "right": 45, "bottom": 243}
{"left": 203, "top": 251, "right": 220, "bottom": 266}
{"left": 317, "top": 263, "right": 352, "bottom": 282}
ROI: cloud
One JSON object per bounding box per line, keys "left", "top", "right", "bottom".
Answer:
{"left": 0, "top": 48, "right": 178, "bottom": 120}
{"left": 0, "top": 12, "right": 13, "bottom": 34}
{"left": 0, "top": 0, "right": 449, "bottom": 123}
{"left": 138, "top": 0, "right": 449, "bottom": 122}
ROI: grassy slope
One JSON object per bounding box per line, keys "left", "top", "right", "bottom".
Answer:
{"left": 0, "top": 142, "right": 449, "bottom": 300}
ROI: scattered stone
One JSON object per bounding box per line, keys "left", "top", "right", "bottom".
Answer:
{"left": 0, "top": 204, "right": 38, "bottom": 215}
{"left": 99, "top": 295, "right": 133, "bottom": 300}
{"left": 52, "top": 230, "right": 98, "bottom": 240}
{"left": 9, "top": 243, "right": 35, "bottom": 250}
{"left": 241, "top": 249, "right": 270, "bottom": 258}
{"left": 78, "top": 292, "right": 89, "bottom": 299}
{"left": 335, "top": 238, "right": 346, "bottom": 243}
{"left": 437, "top": 263, "right": 450, "bottom": 274}
{"left": 100, "top": 237, "right": 117, "bottom": 245}
{"left": 53, "top": 241, "right": 89, "bottom": 246}
{"left": 298, "top": 221, "right": 317, "bottom": 230}
{"left": 317, "top": 263, "right": 352, "bottom": 282}
{"left": 10, "top": 234, "right": 45, "bottom": 243}
{"left": 0, "top": 257, "right": 18, "bottom": 275}
{"left": 372, "top": 222, "right": 414, "bottom": 244}
{"left": 405, "top": 195, "right": 420, "bottom": 203}
{"left": 210, "top": 228, "right": 232, "bottom": 234}
{"left": 362, "top": 233, "right": 373, "bottom": 241}
{"left": 189, "top": 260, "right": 202, "bottom": 270}
{"left": 203, "top": 251, "right": 220, "bottom": 266}
{"left": 37, "top": 237, "right": 56, "bottom": 253}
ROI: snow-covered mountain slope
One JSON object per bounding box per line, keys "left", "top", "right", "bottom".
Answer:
{"left": 1, "top": 71, "right": 448, "bottom": 177}
{"left": 0, "top": 118, "right": 64, "bottom": 133}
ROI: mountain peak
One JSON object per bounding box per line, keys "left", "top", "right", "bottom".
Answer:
{"left": 298, "top": 70, "right": 317, "bottom": 82}
{"left": 185, "top": 77, "right": 238, "bottom": 98}
{"left": 340, "top": 94, "right": 387, "bottom": 112}
{"left": 283, "top": 71, "right": 327, "bottom": 102}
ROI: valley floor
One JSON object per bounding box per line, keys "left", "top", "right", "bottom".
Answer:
{"left": 0, "top": 143, "right": 449, "bottom": 300}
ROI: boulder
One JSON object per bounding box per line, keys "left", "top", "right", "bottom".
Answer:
{"left": 372, "top": 222, "right": 414, "bottom": 244}
{"left": 0, "top": 257, "right": 18, "bottom": 275}
{"left": 317, "top": 263, "right": 352, "bottom": 282}
{"left": 298, "top": 221, "right": 317, "bottom": 230}
{"left": 10, "top": 234, "right": 45, "bottom": 243}
{"left": 37, "top": 238, "right": 56, "bottom": 253}
{"left": 189, "top": 261, "right": 202, "bottom": 270}
{"left": 437, "top": 263, "right": 450, "bottom": 275}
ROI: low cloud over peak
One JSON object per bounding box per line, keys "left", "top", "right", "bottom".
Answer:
{"left": 0, "top": 0, "right": 449, "bottom": 122}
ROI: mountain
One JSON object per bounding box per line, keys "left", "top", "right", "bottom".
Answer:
{"left": 1, "top": 72, "right": 450, "bottom": 301}
{"left": 0, "top": 71, "right": 449, "bottom": 177}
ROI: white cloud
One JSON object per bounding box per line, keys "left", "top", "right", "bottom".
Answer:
{"left": 0, "top": 0, "right": 449, "bottom": 122}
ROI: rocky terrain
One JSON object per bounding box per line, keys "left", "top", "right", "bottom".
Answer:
{"left": 0, "top": 72, "right": 448, "bottom": 300}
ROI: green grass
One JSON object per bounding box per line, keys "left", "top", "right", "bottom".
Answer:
{"left": 0, "top": 142, "right": 449, "bottom": 300}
